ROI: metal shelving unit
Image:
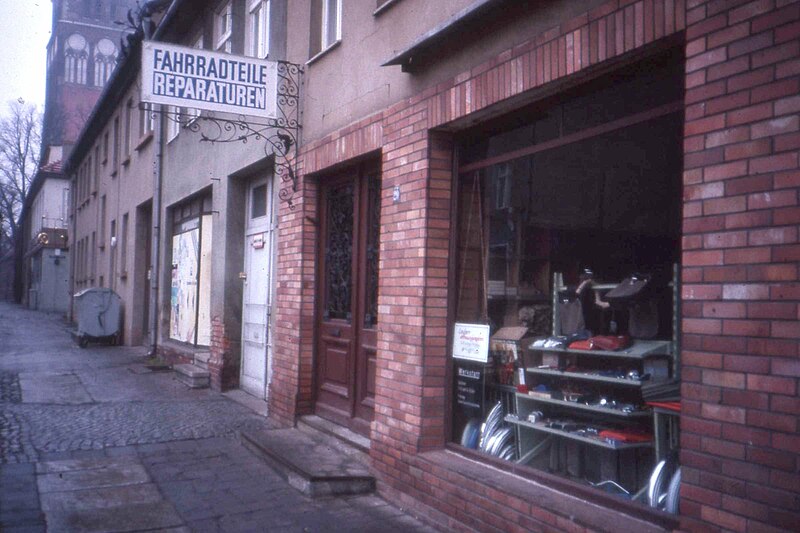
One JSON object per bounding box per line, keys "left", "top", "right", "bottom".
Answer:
{"left": 505, "top": 415, "right": 652, "bottom": 450}
{"left": 526, "top": 367, "right": 644, "bottom": 387}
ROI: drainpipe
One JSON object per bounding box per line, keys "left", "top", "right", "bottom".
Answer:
{"left": 143, "top": 11, "right": 163, "bottom": 357}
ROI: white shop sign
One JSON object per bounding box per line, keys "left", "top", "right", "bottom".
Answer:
{"left": 452, "top": 323, "right": 491, "bottom": 363}
{"left": 141, "top": 41, "right": 278, "bottom": 118}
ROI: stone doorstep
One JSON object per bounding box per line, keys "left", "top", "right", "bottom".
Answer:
{"left": 297, "top": 415, "right": 371, "bottom": 453}
{"left": 172, "top": 363, "right": 210, "bottom": 389}
{"left": 193, "top": 351, "right": 211, "bottom": 370}
{"left": 240, "top": 427, "right": 375, "bottom": 498}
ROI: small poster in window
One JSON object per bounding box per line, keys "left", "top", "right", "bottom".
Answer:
{"left": 452, "top": 323, "right": 491, "bottom": 363}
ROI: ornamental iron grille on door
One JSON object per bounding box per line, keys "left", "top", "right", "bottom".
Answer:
{"left": 323, "top": 183, "right": 354, "bottom": 321}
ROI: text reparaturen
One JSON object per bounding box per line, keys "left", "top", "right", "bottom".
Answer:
{"left": 151, "top": 48, "right": 269, "bottom": 111}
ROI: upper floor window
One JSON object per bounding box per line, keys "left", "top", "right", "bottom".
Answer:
{"left": 139, "top": 102, "right": 155, "bottom": 138}
{"left": 65, "top": 33, "right": 89, "bottom": 84}
{"left": 93, "top": 38, "right": 118, "bottom": 87}
{"left": 167, "top": 106, "right": 181, "bottom": 142}
{"left": 112, "top": 116, "right": 120, "bottom": 169}
{"left": 246, "top": 0, "right": 270, "bottom": 59}
{"left": 124, "top": 99, "right": 133, "bottom": 158}
{"left": 102, "top": 131, "right": 109, "bottom": 164}
{"left": 310, "top": 0, "right": 341, "bottom": 58}
{"left": 215, "top": 1, "right": 234, "bottom": 53}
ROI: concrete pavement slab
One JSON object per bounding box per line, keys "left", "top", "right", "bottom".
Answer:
{"left": 37, "top": 460, "right": 150, "bottom": 493}
{"left": 44, "top": 501, "right": 184, "bottom": 532}
{"left": 36, "top": 456, "right": 136, "bottom": 474}
{"left": 39, "top": 483, "right": 164, "bottom": 512}
{"left": 19, "top": 373, "right": 93, "bottom": 404}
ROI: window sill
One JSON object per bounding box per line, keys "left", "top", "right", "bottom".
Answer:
{"left": 373, "top": 0, "right": 403, "bottom": 16}
{"left": 307, "top": 40, "right": 341, "bottom": 66}
{"left": 439, "top": 444, "right": 679, "bottom": 531}
{"left": 136, "top": 133, "right": 153, "bottom": 151}
{"left": 119, "top": 271, "right": 128, "bottom": 280}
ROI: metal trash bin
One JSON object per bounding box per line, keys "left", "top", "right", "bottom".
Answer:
{"left": 73, "top": 288, "right": 122, "bottom": 348}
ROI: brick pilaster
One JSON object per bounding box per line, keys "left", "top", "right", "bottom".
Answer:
{"left": 680, "top": 1, "right": 800, "bottom": 531}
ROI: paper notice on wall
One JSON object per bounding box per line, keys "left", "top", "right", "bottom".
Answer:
{"left": 452, "top": 323, "right": 491, "bottom": 363}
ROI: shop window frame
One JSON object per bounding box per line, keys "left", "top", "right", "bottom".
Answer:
{"left": 444, "top": 45, "right": 685, "bottom": 525}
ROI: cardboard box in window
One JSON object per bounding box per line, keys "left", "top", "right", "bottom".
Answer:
{"left": 491, "top": 327, "right": 534, "bottom": 385}
{"left": 490, "top": 327, "right": 533, "bottom": 361}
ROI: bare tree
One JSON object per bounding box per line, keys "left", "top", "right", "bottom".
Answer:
{"left": 0, "top": 99, "right": 42, "bottom": 252}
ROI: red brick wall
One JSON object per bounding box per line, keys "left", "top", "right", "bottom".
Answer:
{"left": 270, "top": 0, "right": 799, "bottom": 531}
{"left": 680, "top": 1, "right": 800, "bottom": 531}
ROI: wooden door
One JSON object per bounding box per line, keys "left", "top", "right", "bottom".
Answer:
{"left": 315, "top": 165, "right": 380, "bottom": 436}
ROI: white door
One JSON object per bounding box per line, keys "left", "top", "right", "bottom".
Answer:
{"left": 240, "top": 177, "right": 275, "bottom": 399}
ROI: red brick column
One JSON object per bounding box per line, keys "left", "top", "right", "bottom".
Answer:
{"left": 209, "top": 316, "right": 240, "bottom": 391}
{"left": 371, "top": 101, "right": 437, "bottom": 464}
{"left": 269, "top": 157, "right": 316, "bottom": 426}
{"left": 681, "top": 1, "right": 800, "bottom": 531}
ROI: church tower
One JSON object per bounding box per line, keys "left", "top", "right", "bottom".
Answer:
{"left": 42, "top": 0, "right": 140, "bottom": 163}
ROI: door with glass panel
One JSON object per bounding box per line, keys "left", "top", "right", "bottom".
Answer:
{"left": 240, "top": 177, "right": 275, "bottom": 399}
{"left": 315, "top": 164, "right": 380, "bottom": 436}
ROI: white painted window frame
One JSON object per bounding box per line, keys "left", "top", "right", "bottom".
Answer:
{"left": 215, "top": 1, "right": 234, "bottom": 53}
{"left": 246, "top": 0, "right": 270, "bottom": 59}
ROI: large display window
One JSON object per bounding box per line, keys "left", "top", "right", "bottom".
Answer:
{"left": 451, "top": 50, "right": 683, "bottom": 511}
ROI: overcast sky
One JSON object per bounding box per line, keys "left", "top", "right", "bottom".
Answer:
{"left": 0, "top": 2, "right": 52, "bottom": 113}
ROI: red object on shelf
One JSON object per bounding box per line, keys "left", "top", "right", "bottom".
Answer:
{"left": 568, "top": 340, "right": 593, "bottom": 350}
{"left": 646, "top": 401, "right": 681, "bottom": 412}
{"left": 598, "top": 429, "right": 653, "bottom": 443}
{"left": 589, "top": 335, "right": 631, "bottom": 351}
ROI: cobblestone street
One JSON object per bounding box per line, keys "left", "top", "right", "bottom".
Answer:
{"left": 0, "top": 303, "right": 437, "bottom": 533}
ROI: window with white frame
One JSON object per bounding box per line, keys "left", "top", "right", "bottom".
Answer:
{"left": 246, "top": 0, "right": 270, "bottom": 59}
{"left": 310, "top": 0, "right": 341, "bottom": 57}
{"left": 112, "top": 116, "right": 120, "bottom": 169}
{"left": 124, "top": 99, "right": 133, "bottom": 158}
{"left": 214, "top": 1, "right": 233, "bottom": 53}
{"left": 139, "top": 102, "right": 155, "bottom": 138}
{"left": 167, "top": 106, "right": 181, "bottom": 142}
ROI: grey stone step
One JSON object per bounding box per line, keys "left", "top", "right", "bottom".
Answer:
{"left": 173, "top": 364, "right": 210, "bottom": 389}
{"left": 297, "top": 415, "right": 370, "bottom": 453}
{"left": 193, "top": 351, "right": 211, "bottom": 370}
{"left": 240, "top": 427, "right": 374, "bottom": 497}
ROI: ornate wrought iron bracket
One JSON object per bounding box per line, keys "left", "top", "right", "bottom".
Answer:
{"left": 158, "top": 60, "right": 303, "bottom": 209}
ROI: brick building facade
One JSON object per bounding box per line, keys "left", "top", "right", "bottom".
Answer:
{"left": 268, "top": 1, "right": 800, "bottom": 531}
{"left": 63, "top": 0, "right": 798, "bottom": 531}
